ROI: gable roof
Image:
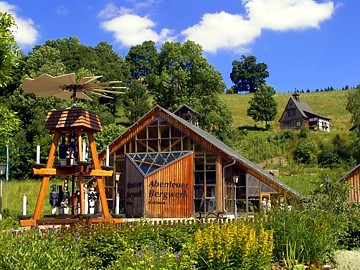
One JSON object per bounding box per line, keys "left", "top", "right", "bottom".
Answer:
{"left": 290, "top": 96, "right": 314, "bottom": 118}
{"left": 337, "top": 163, "right": 360, "bottom": 183}
{"left": 173, "top": 104, "right": 200, "bottom": 116}
{"left": 279, "top": 95, "right": 330, "bottom": 122}
{"left": 99, "top": 105, "right": 302, "bottom": 198}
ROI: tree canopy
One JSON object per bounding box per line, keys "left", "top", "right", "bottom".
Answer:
{"left": 0, "top": 13, "right": 21, "bottom": 87}
{"left": 247, "top": 84, "right": 277, "bottom": 128}
{"left": 230, "top": 55, "right": 269, "bottom": 93}
{"left": 346, "top": 85, "right": 360, "bottom": 133}
{"left": 143, "top": 40, "right": 233, "bottom": 139}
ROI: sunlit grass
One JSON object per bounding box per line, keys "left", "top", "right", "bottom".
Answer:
{"left": 220, "top": 90, "right": 353, "bottom": 132}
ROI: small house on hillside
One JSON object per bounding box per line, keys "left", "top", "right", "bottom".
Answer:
{"left": 278, "top": 93, "right": 330, "bottom": 132}
{"left": 98, "top": 105, "right": 301, "bottom": 219}
{"left": 338, "top": 164, "right": 360, "bottom": 203}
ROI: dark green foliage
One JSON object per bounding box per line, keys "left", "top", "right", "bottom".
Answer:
{"left": 95, "top": 123, "right": 127, "bottom": 151}
{"left": 149, "top": 40, "right": 225, "bottom": 110}
{"left": 0, "top": 13, "right": 20, "bottom": 87}
{"left": 121, "top": 79, "right": 151, "bottom": 123}
{"left": 341, "top": 204, "right": 360, "bottom": 249}
{"left": 145, "top": 40, "right": 233, "bottom": 140}
{"left": 346, "top": 86, "right": 360, "bottom": 132}
{"left": 317, "top": 134, "right": 354, "bottom": 169}
{"left": 299, "top": 126, "right": 308, "bottom": 138}
{"left": 125, "top": 40, "right": 159, "bottom": 80}
{"left": 258, "top": 177, "right": 352, "bottom": 266}
{"left": 294, "top": 141, "right": 318, "bottom": 165}
{"left": 318, "top": 147, "right": 341, "bottom": 168}
{"left": 230, "top": 55, "right": 269, "bottom": 93}
{"left": 247, "top": 84, "right": 277, "bottom": 127}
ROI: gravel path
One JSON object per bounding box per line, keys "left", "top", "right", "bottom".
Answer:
{"left": 332, "top": 250, "right": 360, "bottom": 270}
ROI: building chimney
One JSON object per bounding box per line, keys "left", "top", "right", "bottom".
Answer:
{"left": 292, "top": 93, "right": 300, "bottom": 101}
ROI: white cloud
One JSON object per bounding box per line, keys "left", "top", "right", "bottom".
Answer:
{"left": 244, "top": 0, "right": 335, "bottom": 30}
{"left": 100, "top": 12, "right": 174, "bottom": 47}
{"left": 97, "top": 3, "right": 122, "bottom": 19}
{"left": 0, "top": 1, "right": 39, "bottom": 47}
{"left": 99, "top": 0, "right": 335, "bottom": 53}
{"left": 181, "top": 0, "right": 335, "bottom": 53}
{"left": 181, "top": 11, "right": 261, "bottom": 53}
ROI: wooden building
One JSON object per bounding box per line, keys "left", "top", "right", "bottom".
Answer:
{"left": 125, "top": 151, "right": 193, "bottom": 218}
{"left": 99, "top": 105, "right": 301, "bottom": 218}
{"left": 338, "top": 164, "right": 360, "bottom": 203}
{"left": 279, "top": 93, "right": 330, "bottom": 132}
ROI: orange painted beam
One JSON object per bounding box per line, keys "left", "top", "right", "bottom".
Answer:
{"left": 33, "top": 131, "right": 62, "bottom": 220}
{"left": 86, "top": 170, "right": 113, "bottom": 177}
{"left": 33, "top": 168, "right": 57, "bottom": 175}
{"left": 88, "top": 132, "right": 111, "bottom": 219}
{"left": 79, "top": 176, "right": 85, "bottom": 214}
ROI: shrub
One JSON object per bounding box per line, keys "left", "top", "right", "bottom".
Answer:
{"left": 294, "top": 141, "right": 318, "bottom": 165}
{"left": 318, "top": 147, "right": 341, "bottom": 168}
{"left": 186, "top": 220, "right": 273, "bottom": 270}
{"left": 109, "top": 245, "right": 193, "bottom": 270}
{"left": 0, "top": 228, "right": 85, "bottom": 270}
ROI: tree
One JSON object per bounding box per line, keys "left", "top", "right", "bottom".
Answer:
{"left": 247, "top": 84, "right": 277, "bottom": 128}
{"left": 149, "top": 40, "right": 225, "bottom": 110}
{"left": 230, "top": 55, "right": 269, "bottom": 93}
{"left": 0, "top": 13, "right": 20, "bottom": 87}
{"left": 0, "top": 104, "right": 20, "bottom": 145}
{"left": 25, "top": 45, "right": 66, "bottom": 77}
{"left": 125, "top": 41, "right": 159, "bottom": 80}
{"left": 121, "top": 79, "right": 151, "bottom": 123}
{"left": 146, "top": 40, "right": 233, "bottom": 139}
{"left": 346, "top": 85, "right": 360, "bottom": 132}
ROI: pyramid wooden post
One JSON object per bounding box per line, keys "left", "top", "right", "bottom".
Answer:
{"left": 20, "top": 107, "right": 113, "bottom": 226}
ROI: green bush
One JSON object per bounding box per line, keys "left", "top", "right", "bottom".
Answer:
{"left": 109, "top": 245, "right": 193, "bottom": 270}
{"left": 185, "top": 220, "right": 274, "bottom": 270}
{"left": 259, "top": 178, "right": 353, "bottom": 266}
{"left": 0, "top": 229, "right": 85, "bottom": 270}
{"left": 294, "top": 141, "right": 318, "bottom": 165}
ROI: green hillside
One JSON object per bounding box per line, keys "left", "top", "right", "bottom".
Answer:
{"left": 220, "top": 90, "right": 356, "bottom": 195}
{"left": 220, "top": 90, "right": 352, "bottom": 132}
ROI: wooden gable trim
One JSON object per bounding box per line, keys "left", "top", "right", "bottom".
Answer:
{"left": 278, "top": 97, "right": 293, "bottom": 123}
{"left": 99, "top": 107, "right": 160, "bottom": 161}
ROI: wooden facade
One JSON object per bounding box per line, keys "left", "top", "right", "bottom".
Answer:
{"left": 279, "top": 94, "right": 330, "bottom": 132}
{"left": 338, "top": 164, "right": 360, "bottom": 203}
{"left": 99, "top": 105, "right": 301, "bottom": 218}
{"left": 125, "top": 152, "right": 193, "bottom": 218}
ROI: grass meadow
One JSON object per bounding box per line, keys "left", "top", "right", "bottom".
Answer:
{"left": 219, "top": 90, "right": 352, "bottom": 132}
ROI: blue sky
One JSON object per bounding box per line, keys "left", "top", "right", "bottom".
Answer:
{"left": 1, "top": 0, "right": 358, "bottom": 92}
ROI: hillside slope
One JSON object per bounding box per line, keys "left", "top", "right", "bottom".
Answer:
{"left": 220, "top": 90, "right": 352, "bottom": 132}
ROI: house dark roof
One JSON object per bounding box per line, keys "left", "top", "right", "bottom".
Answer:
{"left": 289, "top": 95, "right": 330, "bottom": 121}
{"left": 290, "top": 96, "right": 314, "bottom": 118}
{"left": 101, "top": 105, "right": 303, "bottom": 198}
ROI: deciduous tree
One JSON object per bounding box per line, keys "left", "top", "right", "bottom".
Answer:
{"left": 146, "top": 40, "right": 233, "bottom": 139}
{"left": 346, "top": 85, "right": 360, "bottom": 132}
{"left": 247, "top": 84, "right": 277, "bottom": 128}
{"left": 121, "top": 79, "right": 151, "bottom": 123}
{"left": 126, "top": 41, "right": 158, "bottom": 81}
{"left": 0, "top": 13, "right": 20, "bottom": 87}
{"left": 230, "top": 55, "right": 269, "bottom": 93}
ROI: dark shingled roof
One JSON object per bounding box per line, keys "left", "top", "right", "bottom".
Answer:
{"left": 291, "top": 96, "right": 330, "bottom": 120}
